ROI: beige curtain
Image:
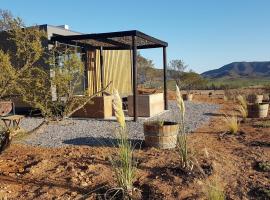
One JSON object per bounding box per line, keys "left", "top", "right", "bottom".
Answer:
{"left": 87, "top": 49, "right": 132, "bottom": 97}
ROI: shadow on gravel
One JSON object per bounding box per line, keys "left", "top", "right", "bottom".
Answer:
{"left": 203, "top": 112, "right": 224, "bottom": 117}
{"left": 63, "top": 137, "right": 143, "bottom": 148}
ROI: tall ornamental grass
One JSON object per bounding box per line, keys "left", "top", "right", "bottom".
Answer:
{"left": 109, "top": 89, "right": 137, "bottom": 198}
{"left": 223, "top": 114, "right": 239, "bottom": 134}
{"left": 236, "top": 95, "right": 248, "bottom": 120}
{"left": 176, "top": 85, "right": 193, "bottom": 170}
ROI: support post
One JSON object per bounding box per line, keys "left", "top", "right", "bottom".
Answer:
{"left": 132, "top": 36, "right": 138, "bottom": 121}
{"left": 83, "top": 48, "right": 88, "bottom": 92}
{"left": 100, "top": 46, "right": 104, "bottom": 95}
{"left": 163, "top": 47, "right": 168, "bottom": 110}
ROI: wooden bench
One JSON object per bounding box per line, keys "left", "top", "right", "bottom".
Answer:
{"left": 1, "top": 115, "right": 24, "bottom": 130}
{"left": 0, "top": 101, "right": 24, "bottom": 131}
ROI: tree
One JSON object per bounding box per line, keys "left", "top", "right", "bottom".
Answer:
{"left": 137, "top": 52, "right": 155, "bottom": 84}
{"left": 178, "top": 71, "right": 207, "bottom": 93}
{"left": 168, "top": 59, "right": 188, "bottom": 86}
{"left": 0, "top": 10, "right": 46, "bottom": 100}
{"left": 0, "top": 10, "right": 109, "bottom": 122}
{"left": 168, "top": 59, "right": 207, "bottom": 91}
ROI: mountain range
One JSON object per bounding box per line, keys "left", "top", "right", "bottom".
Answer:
{"left": 201, "top": 61, "right": 270, "bottom": 79}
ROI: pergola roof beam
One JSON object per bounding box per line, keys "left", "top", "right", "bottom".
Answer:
{"left": 136, "top": 30, "right": 168, "bottom": 47}
{"left": 95, "top": 38, "right": 131, "bottom": 49}
{"left": 50, "top": 30, "right": 168, "bottom": 49}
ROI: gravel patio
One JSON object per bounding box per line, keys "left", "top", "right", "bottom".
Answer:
{"left": 18, "top": 101, "right": 219, "bottom": 148}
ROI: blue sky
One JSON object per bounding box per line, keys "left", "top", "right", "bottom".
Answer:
{"left": 1, "top": 0, "right": 270, "bottom": 73}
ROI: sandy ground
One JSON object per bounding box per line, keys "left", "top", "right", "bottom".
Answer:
{"left": 0, "top": 95, "right": 269, "bottom": 199}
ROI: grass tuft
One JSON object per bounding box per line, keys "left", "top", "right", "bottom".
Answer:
{"left": 254, "top": 120, "right": 270, "bottom": 128}
{"left": 205, "top": 180, "right": 225, "bottom": 200}
{"left": 236, "top": 95, "right": 248, "bottom": 120}
{"left": 223, "top": 114, "right": 239, "bottom": 134}
{"left": 109, "top": 89, "right": 137, "bottom": 198}
{"left": 176, "top": 85, "right": 194, "bottom": 171}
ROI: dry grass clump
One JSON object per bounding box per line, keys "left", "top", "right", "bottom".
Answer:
{"left": 237, "top": 105, "right": 248, "bottom": 121}
{"left": 108, "top": 89, "right": 138, "bottom": 199}
{"left": 223, "top": 114, "right": 239, "bottom": 134}
{"left": 254, "top": 120, "right": 270, "bottom": 128}
{"left": 204, "top": 179, "right": 225, "bottom": 200}
{"left": 176, "top": 85, "right": 194, "bottom": 170}
{"left": 236, "top": 95, "right": 248, "bottom": 120}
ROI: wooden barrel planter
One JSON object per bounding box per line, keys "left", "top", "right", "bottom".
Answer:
{"left": 247, "top": 95, "right": 263, "bottom": 104}
{"left": 248, "top": 103, "right": 269, "bottom": 118}
{"left": 143, "top": 121, "right": 179, "bottom": 149}
{"left": 183, "top": 94, "right": 193, "bottom": 101}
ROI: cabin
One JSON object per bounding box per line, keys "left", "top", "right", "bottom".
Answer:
{"left": 0, "top": 25, "right": 169, "bottom": 121}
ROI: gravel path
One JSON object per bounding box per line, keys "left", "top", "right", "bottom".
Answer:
{"left": 18, "top": 101, "right": 219, "bottom": 147}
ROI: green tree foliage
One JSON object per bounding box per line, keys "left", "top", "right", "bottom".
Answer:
{"left": 168, "top": 59, "right": 207, "bottom": 91}
{"left": 0, "top": 10, "right": 108, "bottom": 121}
{"left": 0, "top": 10, "right": 46, "bottom": 100}
{"left": 137, "top": 52, "right": 155, "bottom": 83}
{"left": 168, "top": 59, "right": 188, "bottom": 86}
{"left": 179, "top": 71, "right": 207, "bottom": 92}
{"left": 48, "top": 46, "right": 90, "bottom": 119}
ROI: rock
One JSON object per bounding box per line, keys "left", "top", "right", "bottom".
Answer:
{"left": 80, "top": 181, "right": 88, "bottom": 187}
{"left": 18, "top": 168, "right": 24, "bottom": 173}
{"left": 79, "top": 171, "right": 86, "bottom": 176}
{"left": 8, "top": 173, "right": 16, "bottom": 177}
{"left": 71, "top": 192, "right": 77, "bottom": 196}
{"left": 56, "top": 166, "right": 65, "bottom": 173}
{"left": 71, "top": 177, "right": 78, "bottom": 183}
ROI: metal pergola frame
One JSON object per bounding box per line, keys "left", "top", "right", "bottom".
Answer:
{"left": 51, "top": 30, "right": 168, "bottom": 121}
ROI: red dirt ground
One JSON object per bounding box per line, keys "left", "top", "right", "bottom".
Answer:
{"left": 0, "top": 94, "right": 269, "bottom": 199}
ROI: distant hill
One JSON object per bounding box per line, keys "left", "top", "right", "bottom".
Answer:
{"left": 201, "top": 62, "right": 270, "bottom": 79}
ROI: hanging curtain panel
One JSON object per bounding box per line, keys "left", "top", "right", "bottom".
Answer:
{"left": 87, "top": 49, "right": 132, "bottom": 97}
{"left": 86, "top": 50, "right": 100, "bottom": 95}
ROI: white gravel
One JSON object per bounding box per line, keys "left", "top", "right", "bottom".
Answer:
{"left": 18, "top": 101, "right": 219, "bottom": 147}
